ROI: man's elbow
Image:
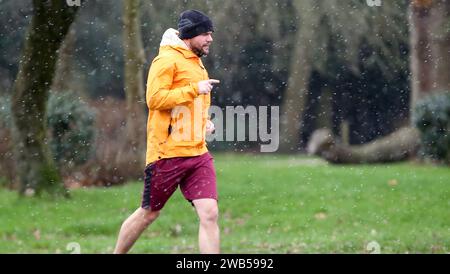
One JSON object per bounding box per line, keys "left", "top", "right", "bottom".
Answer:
{"left": 146, "top": 90, "right": 162, "bottom": 110}
{"left": 147, "top": 98, "right": 171, "bottom": 111}
{"left": 148, "top": 100, "right": 161, "bottom": 110}
{"left": 147, "top": 88, "right": 170, "bottom": 110}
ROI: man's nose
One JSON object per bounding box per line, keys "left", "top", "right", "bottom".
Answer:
{"left": 207, "top": 34, "right": 213, "bottom": 42}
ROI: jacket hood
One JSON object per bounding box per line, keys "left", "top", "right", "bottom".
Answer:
{"left": 159, "top": 28, "right": 197, "bottom": 58}
{"left": 160, "top": 28, "right": 188, "bottom": 49}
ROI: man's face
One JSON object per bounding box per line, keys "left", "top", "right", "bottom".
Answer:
{"left": 189, "top": 31, "right": 213, "bottom": 57}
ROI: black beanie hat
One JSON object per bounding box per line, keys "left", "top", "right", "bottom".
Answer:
{"left": 178, "top": 10, "right": 214, "bottom": 39}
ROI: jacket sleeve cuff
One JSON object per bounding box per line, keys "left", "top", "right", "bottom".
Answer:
{"left": 190, "top": 82, "right": 200, "bottom": 97}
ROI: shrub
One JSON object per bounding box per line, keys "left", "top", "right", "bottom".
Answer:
{"left": 1, "top": 92, "right": 97, "bottom": 186}
{"left": 413, "top": 91, "right": 450, "bottom": 164}
{"left": 76, "top": 97, "right": 144, "bottom": 187}
{"left": 47, "top": 91, "right": 96, "bottom": 170}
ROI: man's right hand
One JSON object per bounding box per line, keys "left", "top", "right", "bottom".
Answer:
{"left": 198, "top": 79, "right": 220, "bottom": 94}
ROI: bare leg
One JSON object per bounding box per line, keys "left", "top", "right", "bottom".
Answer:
{"left": 193, "top": 199, "right": 220, "bottom": 254}
{"left": 113, "top": 207, "right": 160, "bottom": 254}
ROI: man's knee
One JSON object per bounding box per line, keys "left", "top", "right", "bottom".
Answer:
{"left": 198, "top": 204, "right": 219, "bottom": 224}
{"left": 141, "top": 208, "right": 160, "bottom": 225}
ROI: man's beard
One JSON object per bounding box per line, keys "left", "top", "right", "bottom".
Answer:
{"left": 192, "top": 44, "right": 209, "bottom": 57}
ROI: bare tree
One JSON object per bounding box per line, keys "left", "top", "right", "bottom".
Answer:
{"left": 115, "top": 0, "right": 146, "bottom": 178}
{"left": 11, "top": 0, "right": 80, "bottom": 195}
{"left": 308, "top": 0, "right": 449, "bottom": 163}
{"left": 279, "top": 1, "right": 316, "bottom": 152}
{"left": 280, "top": 0, "right": 409, "bottom": 152}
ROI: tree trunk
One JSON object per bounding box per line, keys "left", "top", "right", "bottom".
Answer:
{"left": 116, "top": 0, "right": 146, "bottom": 177}
{"left": 0, "top": 127, "right": 15, "bottom": 188}
{"left": 307, "top": 127, "right": 420, "bottom": 163}
{"left": 11, "top": 0, "right": 79, "bottom": 196}
{"left": 309, "top": 0, "right": 449, "bottom": 164}
{"left": 280, "top": 43, "right": 311, "bottom": 152}
{"left": 410, "top": 0, "right": 450, "bottom": 108}
{"left": 279, "top": 1, "right": 314, "bottom": 152}
{"left": 51, "top": 27, "right": 76, "bottom": 93}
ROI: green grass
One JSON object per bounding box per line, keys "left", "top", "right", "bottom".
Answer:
{"left": 0, "top": 153, "right": 449, "bottom": 253}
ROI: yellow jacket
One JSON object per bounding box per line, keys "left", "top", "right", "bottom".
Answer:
{"left": 145, "top": 29, "right": 210, "bottom": 165}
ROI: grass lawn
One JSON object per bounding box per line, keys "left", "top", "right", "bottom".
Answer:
{"left": 0, "top": 153, "right": 449, "bottom": 253}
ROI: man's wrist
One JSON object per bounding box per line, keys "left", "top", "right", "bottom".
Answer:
{"left": 190, "top": 82, "right": 200, "bottom": 96}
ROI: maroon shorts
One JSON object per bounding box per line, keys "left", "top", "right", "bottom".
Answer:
{"left": 141, "top": 152, "right": 217, "bottom": 211}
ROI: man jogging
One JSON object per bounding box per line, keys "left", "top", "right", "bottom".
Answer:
{"left": 114, "top": 10, "right": 220, "bottom": 254}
